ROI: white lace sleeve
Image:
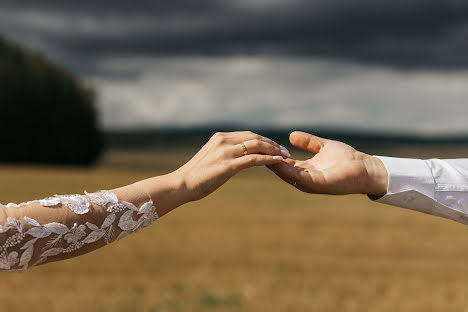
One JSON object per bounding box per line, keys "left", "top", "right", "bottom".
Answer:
{"left": 0, "top": 189, "right": 158, "bottom": 272}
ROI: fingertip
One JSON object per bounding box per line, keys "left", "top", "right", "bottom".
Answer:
{"left": 289, "top": 131, "right": 301, "bottom": 142}
{"left": 265, "top": 155, "right": 286, "bottom": 167}
{"left": 279, "top": 145, "right": 291, "bottom": 158}
{"left": 289, "top": 131, "right": 324, "bottom": 152}
{"left": 289, "top": 131, "right": 309, "bottom": 146}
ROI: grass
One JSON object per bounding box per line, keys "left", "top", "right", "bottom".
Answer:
{"left": 1, "top": 149, "right": 468, "bottom": 311}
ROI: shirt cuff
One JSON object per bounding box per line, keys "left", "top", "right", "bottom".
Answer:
{"left": 370, "top": 156, "right": 435, "bottom": 204}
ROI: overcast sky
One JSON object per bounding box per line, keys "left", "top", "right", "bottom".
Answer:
{"left": 1, "top": 0, "right": 467, "bottom": 133}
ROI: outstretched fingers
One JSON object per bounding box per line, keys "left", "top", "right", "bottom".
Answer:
{"left": 289, "top": 131, "right": 327, "bottom": 153}
{"left": 231, "top": 139, "right": 289, "bottom": 158}
{"left": 233, "top": 154, "right": 284, "bottom": 170}
{"left": 226, "top": 131, "right": 281, "bottom": 149}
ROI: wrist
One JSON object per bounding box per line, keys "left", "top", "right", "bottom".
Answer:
{"left": 363, "top": 155, "right": 388, "bottom": 197}
{"left": 137, "top": 171, "right": 192, "bottom": 217}
{"left": 166, "top": 171, "right": 193, "bottom": 204}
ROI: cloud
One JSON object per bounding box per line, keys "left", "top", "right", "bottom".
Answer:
{"left": 1, "top": 0, "right": 468, "bottom": 71}
{"left": 91, "top": 56, "right": 468, "bottom": 133}
{"left": 1, "top": 1, "right": 467, "bottom": 133}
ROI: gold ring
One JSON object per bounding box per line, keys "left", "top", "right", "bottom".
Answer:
{"left": 241, "top": 142, "right": 248, "bottom": 156}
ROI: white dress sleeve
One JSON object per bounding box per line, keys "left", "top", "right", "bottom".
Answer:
{"left": 371, "top": 157, "right": 468, "bottom": 224}
{"left": 0, "top": 188, "right": 158, "bottom": 272}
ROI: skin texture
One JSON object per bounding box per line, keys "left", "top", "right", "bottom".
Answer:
{"left": 0, "top": 131, "right": 287, "bottom": 270}
{"left": 175, "top": 131, "right": 288, "bottom": 201}
{"left": 136, "top": 131, "right": 288, "bottom": 216}
{"left": 267, "top": 131, "right": 389, "bottom": 197}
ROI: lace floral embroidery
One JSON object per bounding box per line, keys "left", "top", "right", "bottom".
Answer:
{"left": 4, "top": 194, "right": 91, "bottom": 214}
{"left": 0, "top": 190, "right": 157, "bottom": 272}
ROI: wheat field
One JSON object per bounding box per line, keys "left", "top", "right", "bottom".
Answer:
{"left": 1, "top": 152, "right": 468, "bottom": 311}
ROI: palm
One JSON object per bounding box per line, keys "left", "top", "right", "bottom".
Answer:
{"left": 269, "top": 132, "right": 371, "bottom": 195}
{"left": 292, "top": 141, "right": 369, "bottom": 194}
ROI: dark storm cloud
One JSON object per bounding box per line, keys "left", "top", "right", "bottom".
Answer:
{"left": 1, "top": 0, "right": 468, "bottom": 70}
{"left": 0, "top": 0, "right": 224, "bottom": 14}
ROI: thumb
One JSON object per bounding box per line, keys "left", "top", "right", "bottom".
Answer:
{"left": 289, "top": 131, "right": 326, "bottom": 153}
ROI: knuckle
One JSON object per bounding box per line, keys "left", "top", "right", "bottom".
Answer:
{"left": 210, "top": 133, "right": 220, "bottom": 142}
{"left": 252, "top": 134, "right": 262, "bottom": 140}
{"left": 212, "top": 132, "right": 225, "bottom": 138}
{"left": 212, "top": 135, "right": 226, "bottom": 145}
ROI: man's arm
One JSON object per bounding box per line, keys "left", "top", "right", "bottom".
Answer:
{"left": 268, "top": 131, "right": 468, "bottom": 225}
{"left": 372, "top": 157, "right": 468, "bottom": 224}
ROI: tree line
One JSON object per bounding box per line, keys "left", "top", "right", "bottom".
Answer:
{"left": 0, "top": 36, "right": 101, "bottom": 165}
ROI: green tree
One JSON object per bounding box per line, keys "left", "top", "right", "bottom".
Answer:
{"left": 0, "top": 36, "right": 102, "bottom": 165}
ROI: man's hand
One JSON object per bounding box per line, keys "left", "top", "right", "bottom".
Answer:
{"left": 268, "top": 131, "right": 388, "bottom": 196}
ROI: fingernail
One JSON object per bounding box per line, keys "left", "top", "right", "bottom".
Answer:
{"left": 280, "top": 146, "right": 291, "bottom": 158}
{"left": 273, "top": 156, "right": 283, "bottom": 160}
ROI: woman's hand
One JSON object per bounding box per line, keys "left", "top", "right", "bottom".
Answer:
{"left": 135, "top": 131, "right": 289, "bottom": 216}
{"left": 174, "top": 131, "right": 290, "bottom": 201}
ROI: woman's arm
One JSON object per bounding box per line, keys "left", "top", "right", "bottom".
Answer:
{"left": 0, "top": 131, "right": 289, "bottom": 272}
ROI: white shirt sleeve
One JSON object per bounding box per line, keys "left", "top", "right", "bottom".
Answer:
{"left": 371, "top": 156, "right": 468, "bottom": 224}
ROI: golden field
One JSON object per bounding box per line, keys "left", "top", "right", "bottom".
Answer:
{"left": 1, "top": 149, "right": 468, "bottom": 311}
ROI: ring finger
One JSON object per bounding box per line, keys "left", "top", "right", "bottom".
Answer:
{"left": 231, "top": 139, "right": 288, "bottom": 158}
{"left": 225, "top": 132, "right": 281, "bottom": 149}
